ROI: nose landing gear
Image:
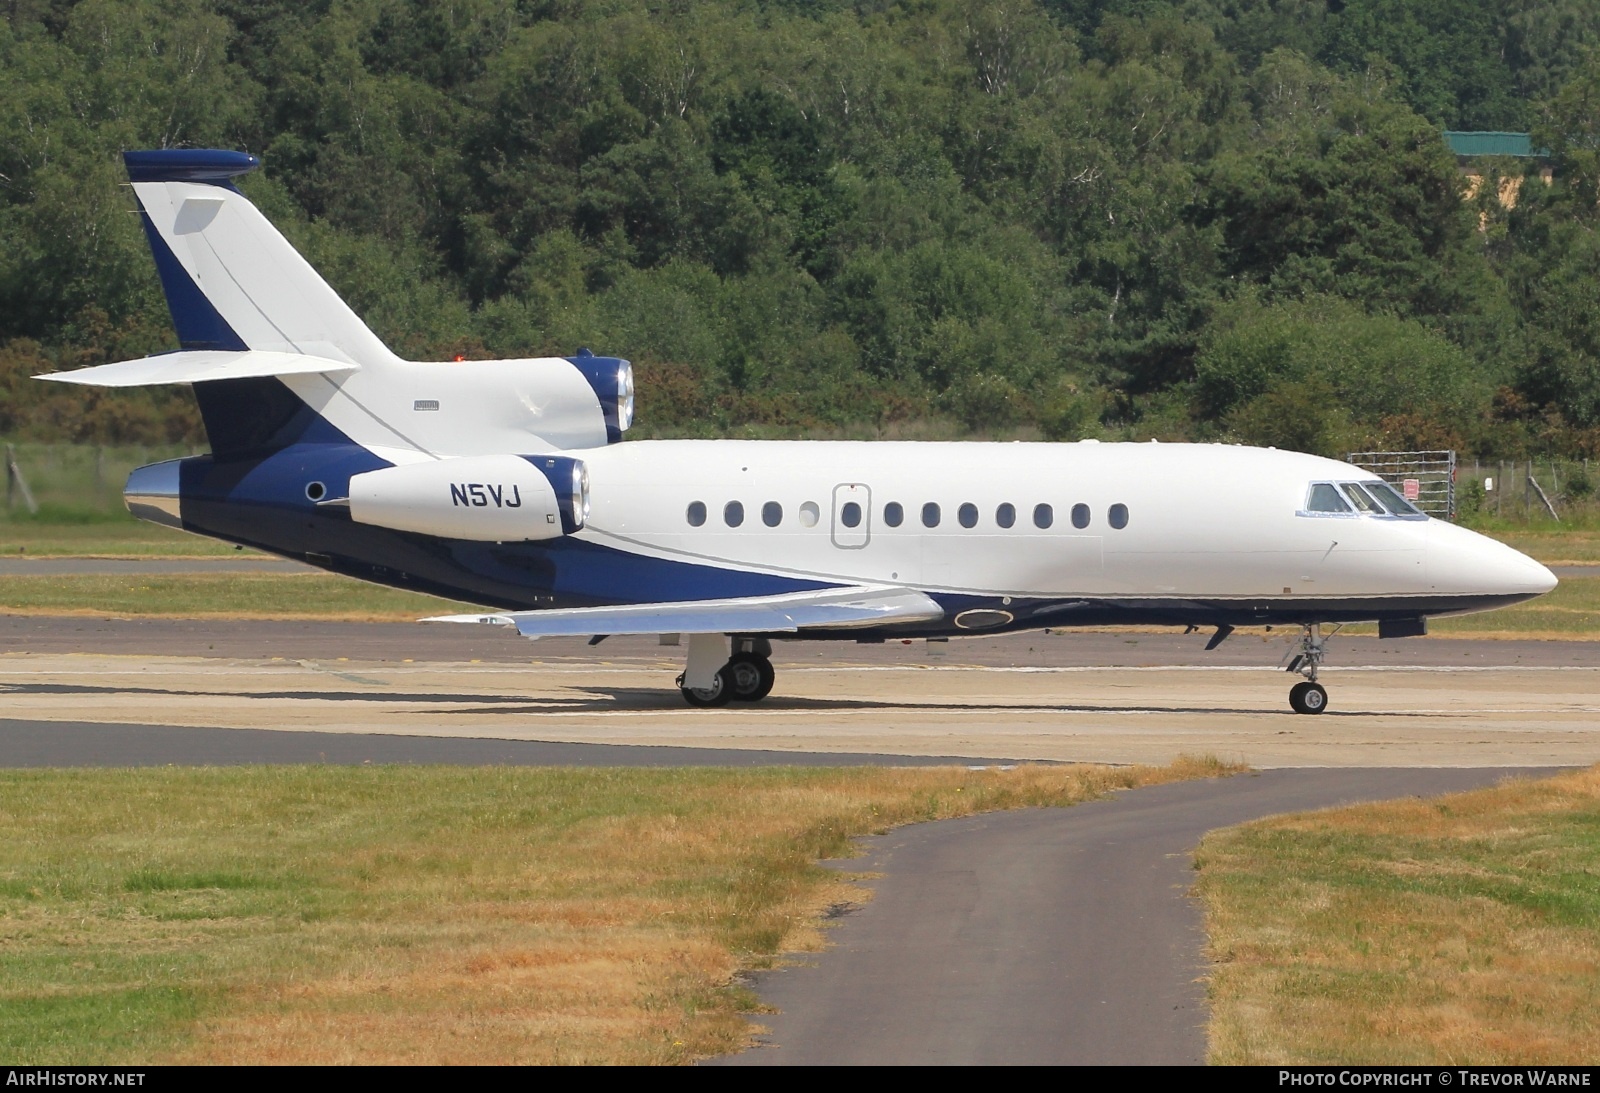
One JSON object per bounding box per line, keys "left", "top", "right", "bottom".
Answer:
{"left": 1285, "top": 623, "right": 1336, "bottom": 714}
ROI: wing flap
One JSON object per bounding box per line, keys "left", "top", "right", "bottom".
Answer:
{"left": 35, "top": 350, "right": 359, "bottom": 387}
{"left": 423, "top": 585, "right": 944, "bottom": 638}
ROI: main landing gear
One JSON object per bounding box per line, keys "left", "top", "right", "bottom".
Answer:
{"left": 1284, "top": 622, "right": 1337, "bottom": 714}
{"left": 677, "top": 636, "right": 775, "bottom": 707}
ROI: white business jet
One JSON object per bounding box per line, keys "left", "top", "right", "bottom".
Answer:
{"left": 41, "top": 150, "right": 1557, "bottom": 714}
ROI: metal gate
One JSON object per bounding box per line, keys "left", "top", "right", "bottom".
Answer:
{"left": 1345, "top": 450, "right": 1456, "bottom": 519}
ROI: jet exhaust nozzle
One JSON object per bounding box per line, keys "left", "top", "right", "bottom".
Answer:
{"left": 123, "top": 459, "right": 185, "bottom": 530}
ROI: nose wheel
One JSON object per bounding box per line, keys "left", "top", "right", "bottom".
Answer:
{"left": 1289, "top": 680, "right": 1328, "bottom": 715}
{"left": 1284, "top": 623, "right": 1337, "bottom": 714}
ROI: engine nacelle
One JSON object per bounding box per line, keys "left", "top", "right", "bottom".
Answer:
{"left": 348, "top": 454, "right": 589, "bottom": 541}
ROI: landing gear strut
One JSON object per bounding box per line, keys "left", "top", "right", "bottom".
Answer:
{"left": 677, "top": 636, "right": 775, "bottom": 707}
{"left": 1285, "top": 623, "right": 1336, "bottom": 714}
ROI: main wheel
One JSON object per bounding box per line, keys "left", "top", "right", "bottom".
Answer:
{"left": 725, "top": 653, "right": 776, "bottom": 702}
{"left": 1289, "top": 680, "right": 1328, "bottom": 715}
{"left": 681, "top": 665, "right": 734, "bottom": 708}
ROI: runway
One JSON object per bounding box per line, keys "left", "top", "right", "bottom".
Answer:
{"left": 0, "top": 616, "right": 1595, "bottom": 767}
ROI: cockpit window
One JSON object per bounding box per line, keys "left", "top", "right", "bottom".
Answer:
{"left": 1364, "top": 480, "right": 1424, "bottom": 517}
{"left": 1341, "top": 483, "right": 1386, "bottom": 515}
{"left": 1305, "top": 483, "right": 1352, "bottom": 514}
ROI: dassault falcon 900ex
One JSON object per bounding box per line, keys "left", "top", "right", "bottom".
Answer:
{"left": 42, "top": 149, "right": 1557, "bottom": 714}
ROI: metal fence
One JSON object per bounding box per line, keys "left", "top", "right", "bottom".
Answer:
{"left": 1345, "top": 450, "right": 1457, "bottom": 518}
{"left": 3, "top": 441, "right": 198, "bottom": 518}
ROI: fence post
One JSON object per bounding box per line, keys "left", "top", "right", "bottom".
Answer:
{"left": 5, "top": 444, "right": 38, "bottom": 515}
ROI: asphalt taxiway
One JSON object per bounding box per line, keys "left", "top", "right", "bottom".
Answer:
{"left": 1, "top": 616, "right": 1595, "bottom": 767}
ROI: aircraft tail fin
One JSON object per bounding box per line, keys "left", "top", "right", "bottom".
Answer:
{"left": 122, "top": 149, "right": 398, "bottom": 368}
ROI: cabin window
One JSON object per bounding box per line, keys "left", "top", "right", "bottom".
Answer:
{"left": 724, "top": 500, "right": 745, "bottom": 527}
{"left": 1303, "top": 483, "right": 1352, "bottom": 514}
{"left": 1071, "top": 503, "right": 1090, "bottom": 529}
{"left": 1034, "top": 503, "right": 1053, "bottom": 529}
{"left": 1364, "top": 481, "right": 1424, "bottom": 517}
{"left": 762, "top": 501, "right": 783, "bottom": 527}
{"left": 959, "top": 502, "right": 978, "bottom": 528}
{"left": 799, "top": 501, "right": 820, "bottom": 527}
{"left": 687, "top": 501, "right": 707, "bottom": 527}
{"left": 1341, "top": 483, "right": 1385, "bottom": 515}
{"left": 1109, "top": 503, "right": 1128, "bottom": 529}
{"left": 996, "top": 503, "right": 1016, "bottom": 528}
{"left": 922, "top": 502, "right": 941, "bottom": 528}
{"left": 841, "top": 501, "right": 862, "bottom": 528}
{"left": 884, "top": 501, "right": 904, "bottom": 527}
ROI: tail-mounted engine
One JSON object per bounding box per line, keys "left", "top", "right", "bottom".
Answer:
{"left": 347, "top": 454, "right": 589, "bottom": 541}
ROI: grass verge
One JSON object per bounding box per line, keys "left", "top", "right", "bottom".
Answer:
{"left": 0, "top": 513, "right": 244, "bottom": 558}
{"left": 1199, "top": 765, "right": 1600, "bottom": 1065}
{"left": 0, "top": 757, "right": 1230, "bottom": 1064}
{"left": 1425, "top": 573, "right": 1600, "bottom": 639}
{"left": 0, "top": 574, "right": 478, "bottom": 620}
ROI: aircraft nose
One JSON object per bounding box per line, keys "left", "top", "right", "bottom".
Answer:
{"left": 1426, "top": 519, "right": 1557, "bottom": 598}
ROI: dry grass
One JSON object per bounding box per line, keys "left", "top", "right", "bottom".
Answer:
{"left": 1484, "top": 528, "right": 1600, "bottom": 566}
{"left": 0, "top": 574, "right": 477, "bottom": 620}
{"left": 0, "top": 758, "right": 1232, "bottom": 1064}
{"left": 1199, "top": 765, "right": 1600, "bottom": 1065}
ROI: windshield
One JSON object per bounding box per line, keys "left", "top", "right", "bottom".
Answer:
{"left": 1304, "top": 483, "right": 1352, "bottom": 513}
{"left": 1363, "top": 480, "right": 1425, "bottom": 517}
{"left": 1340, "top": 483, "right": 1386, "bottom": 515}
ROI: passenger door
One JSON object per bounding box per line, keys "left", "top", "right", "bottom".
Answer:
{"left": 831, "top": 483, "right": 871, "bottom": 549}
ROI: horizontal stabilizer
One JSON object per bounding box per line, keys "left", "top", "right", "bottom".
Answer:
{"left": 423, "top": 585, "right": 944, "bottom": 638}
{"left": 36, "top": 350, "right": 359, "bottom": 388}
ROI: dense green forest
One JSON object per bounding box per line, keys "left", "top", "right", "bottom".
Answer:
{"left": 2, "top": 0, "right": 1599, "bottom": 456}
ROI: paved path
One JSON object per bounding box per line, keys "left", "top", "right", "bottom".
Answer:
{"left": 711, "top": 767, "right": 1557, "bottom": 1066}
{"left": 0, "top": 718, "right": 1018, "bottom": 768}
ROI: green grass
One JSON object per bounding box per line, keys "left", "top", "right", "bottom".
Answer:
{"left": 0, "top": 573, "right": 479, "bottom": 619}
{"left": 0, "top": 760, "right": 1228, "bottom": 1064}
{"left": 1199, "top": 766, "right": 1600, "bottom": 1064}
{"left": 0, "top": 512, "right": 246, "bottom": 557}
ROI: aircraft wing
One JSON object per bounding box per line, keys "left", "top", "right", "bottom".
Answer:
{"left": 423, "top": 585, "right": 944, "bottom": 638}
